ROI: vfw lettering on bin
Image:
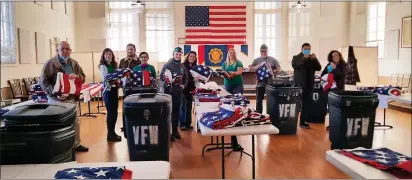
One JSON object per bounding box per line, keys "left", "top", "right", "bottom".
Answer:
{"left": 278, "top": 91, "right": 300, "bottom": 97}
{"left": 279, "top": 104, "right": 296, "bottom": 118}
{"left": 132, "top": 126, "right": 159, "bottom": 145}
{"left": 346, "top": 117, "right": 370, "bottom": 138}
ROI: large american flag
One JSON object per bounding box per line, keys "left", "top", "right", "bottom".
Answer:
{"left": 185, "top": 6, "right": 246, "bottom": 45}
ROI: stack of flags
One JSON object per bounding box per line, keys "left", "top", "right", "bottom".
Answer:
{"left": 219, "top": 94, "right": 250, "bottom": 107}
{"left": 30, "top": 84, "right": 47, "bottom": 102}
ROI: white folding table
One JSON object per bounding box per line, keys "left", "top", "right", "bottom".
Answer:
{"left": 199, "top": 123, "right": 279, "bottom": 179}
{"left": 1, "top": 161, "right": 170, "bottom": 179}
{"left": 326, "top": 150, "right": 400, "bottom": 179}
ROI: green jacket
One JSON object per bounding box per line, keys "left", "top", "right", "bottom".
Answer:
{"left": 133, "top": 64, "right": 156, "bottom": 78}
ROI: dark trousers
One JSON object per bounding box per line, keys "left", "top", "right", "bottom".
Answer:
{"left": 300, "top": 88, "right": 313, "bottom": 125}
{"left": 255, "top": 87, "right": 266, "bottom": 114}
{"left": 166, "top": 86, "right": 183, "bottom": 133}
{"left": 103, "top": 88, "right": 119, "bottom": 135}
{"left": 224, "top": 83, "right": 244, "bottom": 147}
{"left": 179, "top": 93, "right": 193, "bottom": 128}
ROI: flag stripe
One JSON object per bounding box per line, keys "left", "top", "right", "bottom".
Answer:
{"left": 186, "top": 35, "right": 246, "bottom": 39}
{"left": 185, "top": 41, "right": 246, "bottom": 45}
{"left": 209, "top": 12, "right": 246, "bottom": 15}
{"left": 185, "top": 6, "right": 246, "bottom": 45}
{"left": 209, "top": 18, "right": 246, "bottom": 21}
{"left": 209, "top": 6, "right": 246, "bottom": 9}
{"left": 198, "top": 45, "right": 205, "bottom": 65}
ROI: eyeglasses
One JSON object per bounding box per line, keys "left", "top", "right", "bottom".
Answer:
{"left": 140, "top": 56, "right": 148, "bottom": 58}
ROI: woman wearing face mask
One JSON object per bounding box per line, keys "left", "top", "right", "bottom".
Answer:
{"left": 321, "top": 50, "right": 347, "bottom": 91}
{"left": 221, "top": 48, "right": 244, "bottom": 151}
{"left": 133, "top": 52, "right": 156, "bottom": 79}
{"left": 321, "top": 50, "right": 347, "bottom": 130}
{"left": 99, "top": 48, "right": 121, "bottom": 142}
{"left": 179, "top": 51, "right": 197, "bottom": 130}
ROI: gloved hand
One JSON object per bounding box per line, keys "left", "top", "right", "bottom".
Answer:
{"left": 327, "top": 65, "right": 333, "bottom": 73}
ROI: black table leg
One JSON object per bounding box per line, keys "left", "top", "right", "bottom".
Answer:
{"left": 252, "top": 135, "right": 255, "bottom": 179}
{"left": 375, "top": 108, "right": 393, "bottom": 129}
{"left": 221, "top": 136, "right": 225, "bottom": 179}
{"left": 80, "top": 101, "right": 97, "bottom": 118}
{"left": 202, "top": 136, "right": 231, "bottom": 157}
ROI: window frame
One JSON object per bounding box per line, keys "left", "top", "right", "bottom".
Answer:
{"left": 1, "top": 1, "right": 17, "bottom": 64}
{"left": 365, "top": 2, "right": 386, "bottom": 59}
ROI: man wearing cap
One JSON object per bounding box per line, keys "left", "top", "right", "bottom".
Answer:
{"left": 249, "top": 44, "right": 281, "bottom": 113}
{"left": 160, "top": 47, "right": 188, "bottom": 141}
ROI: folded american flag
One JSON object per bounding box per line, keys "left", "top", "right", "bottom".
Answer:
{"left": 30, "top": 84, "right": 43, "bottom": 92}
{"left": 32, "top": 94, "right": 48, "bottom": 102}
{"left": 236, "top": 110, "right": 271, "bottom": 127}
{"left": 54, "top": 166, "right": 133, "bottom": 179}
{"left": 163, "top": 69, "right": 182, "bottom": 87}
{"left": 200, "top": 104, "right": 247, "bottom": 129}
{"left": 338, "top": 147, "right": 412, "bottom": 179}
{"left": 127, "top": 70, "right": 153, "bottom": 87}
{"left": 212, "top": 69, "right": 228, "bottom": 78}
{"left": 197, "top": 94, "right": 221, "bottom": 102}
{"left": 219, "top": 93, "right": 250, "bottom": 107}
{"left": 357, "top": 86, "right": 402, "bottom": 96}
{"left": 190, "top": 65, "right": 213, "bottom": 83}
{"left": 191, "top": 88, "right": 220, "bottom": 96}
{"left": 52, "top": 72, "right": 83, "bottom": 99}
{"left": 321, "top": 73, "right": 337, "bottom": 92}
{"left": 256, "top": 62, "right": 273, "bottom": 82}
{"left": 0, "top": 108, "right": 9, "bottom": 120}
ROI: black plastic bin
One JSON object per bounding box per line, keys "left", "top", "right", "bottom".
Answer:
{"left": 122, "top": 86, "right": 159, "bottom": 138}
{"left": 306, "top": 79, "right": 327, "bottom": 123}
{"left": 0, "top": 124, "right": 75, "bottom": 165}
{"left": 123, "top": 93, "right": 172, "bottom": 161}
{"left": 266, "top": 82, "right": 303, "bottom": 135}
{"left": 328, "top": 91, "right": 379, "bottom": 150}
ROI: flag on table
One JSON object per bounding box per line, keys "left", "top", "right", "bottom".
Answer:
{"left": 54, "top": 166, "right": 133, "bottom": 179}
{"left": 185, "top": 6, "right": 247, "bottom": 45}
{"left": 375, "top": 86, "right": 402, "bottom": 96}
{"left": 184, "top": 44, "right": 248, "bottom": 65}
{"left": 338, "top": 147, "right": 412, "bottom": 179}
{"left": 52, "top": 72, "right": 83, "bottom": 98}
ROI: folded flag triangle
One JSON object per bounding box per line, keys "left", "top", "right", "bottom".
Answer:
{"left": 256, "top": 62, "right": 273, "bottom": 82}
{"left": 54, "top": 166, "right": 133, "bottom": 179}
{"left": 52, "top": 72, "right": 83, "bottom": 98}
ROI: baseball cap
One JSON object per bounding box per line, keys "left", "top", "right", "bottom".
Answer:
{"left": 173, "top": 47, "right": 183, "bottom": 53}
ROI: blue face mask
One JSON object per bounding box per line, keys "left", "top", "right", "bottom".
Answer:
{"left": 327, "top": 65, "right": 333, "bottom": 73}
{"left": 61, "top": 56, "right": 70, "bottom": 61}
{"left": 303, "top": 50, "right": 310, "bottom": 55}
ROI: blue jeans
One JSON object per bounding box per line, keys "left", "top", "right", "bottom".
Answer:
{"left": 103, "top": 88, "right": 119, "bottom": 135}
{"left": 179, "top": 93, "right": 193, "bottom": 128}
{"left": 224, "top": 83, "right": 244, "bottom": 148}
{"left": 224, "top": 84, "right": 244, "bottom": 94}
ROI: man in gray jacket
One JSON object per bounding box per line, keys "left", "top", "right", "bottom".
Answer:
{"left": 160, "top": 47, "right": 188, "bottom": 141}
{"left": 40, "top": 41, "right": 89, "bottom": 152}
{"left": 292, "top": 43, "right": 321, "bottom": 129}
{"left": 249, "top": 44, "right": 281, "bottom": 113}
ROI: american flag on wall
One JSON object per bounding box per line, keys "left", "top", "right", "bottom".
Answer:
{"left": 185, "top": 6, "right": 247, "bottom": 45}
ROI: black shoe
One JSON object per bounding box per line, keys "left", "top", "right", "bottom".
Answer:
{"left": 170, "top": 136, "right": 175, "bottom": 142}
{"left": 180, "top": 126, "right": 193, "bottom": 131}
{"left": 75, "top": 145, "right": 89, "bottom": 152}
{"left": 300, "top": 123, "right": 311, "bottom": 129}
{"left": 232, "top": 144, "right": 244, "bottom": 152}
{"left": 172, "top": 131, "right": 181, "bottom": 139}
{"left": 107, "top": 133, "right": 122, "bottom": 142}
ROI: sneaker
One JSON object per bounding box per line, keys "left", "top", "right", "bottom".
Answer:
{"left": 300, "top": 123, "right": 311, "bottom": 129}
{"left": 172, "top": 131, "right": 182, "bottom": 139}
{"left": 75, "top": 145, "right": 89, "bottom": 152}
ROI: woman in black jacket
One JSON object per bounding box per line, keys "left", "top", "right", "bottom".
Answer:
{"left": 321, "top": 50, "right": 347, "bottom": 91}
{"left": 179, "top": 51, "right": 197, "bottom": 130}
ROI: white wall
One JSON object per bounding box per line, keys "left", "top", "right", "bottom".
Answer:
{"left": 1, "top": 2, "right": 75, "bottom": 87}
{"left": 349, "top": 2, "right": 411, "bottom": 77}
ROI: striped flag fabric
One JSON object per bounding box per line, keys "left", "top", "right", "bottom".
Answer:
{"left": 185, "top": 6, "right": 247, "bottom": 45}
{"left": 53, "top": 72, "right": 83, "bottom": 98}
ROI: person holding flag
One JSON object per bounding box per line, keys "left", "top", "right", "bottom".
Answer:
{"left": 133, "top": 52, "right": 157, "bottom": 79}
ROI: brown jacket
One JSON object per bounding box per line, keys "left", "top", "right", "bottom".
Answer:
{"left": 119, "top": 56, "right": 141, "bottom": 69}
{"left": 40, "top": 55, "right": 86, "bottom": 99}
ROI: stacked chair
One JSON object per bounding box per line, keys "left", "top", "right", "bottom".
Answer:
{"left": 0, "top": 103, "right": 77, "bottom": 165}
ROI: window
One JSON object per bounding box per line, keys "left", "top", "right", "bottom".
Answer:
{"left": 145, "top": 2, "right": 174, "bottom": 62}
{"left": 108, "top": 2, "right": 139, "bottom": 51}
{"left": 1, "top": 2, "right": 16, "bottom": 64}
{"left": 366, "top": 2, "right": 386, "bottom": 58}
{"left": 254, "top": 2, "right": 282, "bottom": 59}
{"left": 288, "top": 2, "right": 312, "bottom": 62}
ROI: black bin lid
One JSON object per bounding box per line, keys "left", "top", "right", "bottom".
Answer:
{"left": 329, "top": 91, "right": 378, "bottom": 99}
{"left": 124, "top": 93, "right": 172, "bottom": 107}
{"left": 3, "top": 103, "right": 76, "bottom": 121}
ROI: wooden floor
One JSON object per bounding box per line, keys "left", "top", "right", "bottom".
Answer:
{"left": 76, "top": 100, "right": 411, "bottom": 179}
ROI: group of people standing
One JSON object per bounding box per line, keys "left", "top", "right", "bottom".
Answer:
{"left": 40, "top": 40, "right": 347, "bottom": 153}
